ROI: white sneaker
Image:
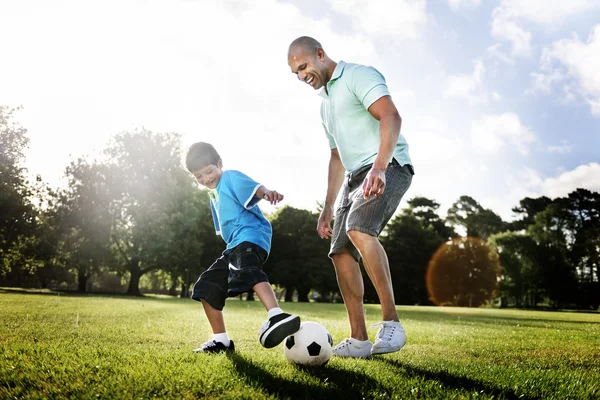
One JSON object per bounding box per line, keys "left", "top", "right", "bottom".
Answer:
{"left": 333, "top": 338, "right": 372, "bottom": 358}
{"left": 371, "top": 321, "right": 406, "bottom": 355}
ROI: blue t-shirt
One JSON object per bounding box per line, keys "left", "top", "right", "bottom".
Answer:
{"left": 208, "top": 170, "right": 272, "bottom": 254}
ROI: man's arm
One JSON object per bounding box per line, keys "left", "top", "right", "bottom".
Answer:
{"left": 362, "top": 95, "right": 402, "bottom": 198}
{"left": 318, "top": 148, "right": 346, "bottom": 239}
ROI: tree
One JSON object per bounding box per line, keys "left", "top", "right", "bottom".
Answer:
{"left": 489, "top": 232, "right": 541, "bottom": 308}
{"left": 446, "top": 196, "right": 505, "bottom": 240}
{"left": 103, "top": 129, "right": 193, "bottom": 295}
{"left": 268, "top": 206, "right": 336, "bottom": 302}
{"left": 426, "top": 237, "right": 501, "bottom": 307}
{"left": 380, "top": 198, "right": 452, "bottom": 305}
{"left": 406, "top": 196, "right": 456, "bottom": 241}
{"left": 0, "top": 106, "right": 37, "bottom": 276}
{"left": 51, "top": 159, "right": 114, "bottom": 292}
{"left": 527, "top": 204, "right": 578, "bottom": 309}
{"left": 509, "top": 196, "right": 553, "bottom": 232}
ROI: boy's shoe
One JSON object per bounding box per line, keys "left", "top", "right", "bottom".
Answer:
{"left": 333, "top": 338, "right": 372, "bottom": 358}
{"left": 259, "top": 313, "right": 301, "bottom": 348}
{"left": 193, "top": 340, "right": 235, "bottom": 353}
{"left": 371, "top": 321, "right": 406, "bottom": 355}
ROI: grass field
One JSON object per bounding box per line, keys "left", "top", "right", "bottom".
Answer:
{"left": 1, "top": 289, "right": 599, "bottom": 399}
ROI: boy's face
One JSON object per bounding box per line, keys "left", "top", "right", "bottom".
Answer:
{"left": 191, "top": 159, "right": 223, "bottom": 189}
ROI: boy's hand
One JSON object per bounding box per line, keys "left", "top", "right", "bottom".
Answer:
{"left": 263, "top": 190, "right": 284, "bottom": 205}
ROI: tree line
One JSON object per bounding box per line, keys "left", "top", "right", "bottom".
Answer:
{"left": 1, "top": 106, "right": 598, "bottom": 309}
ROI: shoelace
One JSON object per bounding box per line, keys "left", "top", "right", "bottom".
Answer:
{"left": 334, "top": 338, "right": 353, "bottom": 350}
{"left": 371, "top": 322, "right": 396, "bottom": 341}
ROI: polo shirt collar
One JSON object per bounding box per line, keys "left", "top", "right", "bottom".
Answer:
{"left": 318, "top": 60, "right": 346, "bottom": 98}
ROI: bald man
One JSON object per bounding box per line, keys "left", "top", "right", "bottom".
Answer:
{"left": 288, "top": 37, "right": 414, "bottom": 358}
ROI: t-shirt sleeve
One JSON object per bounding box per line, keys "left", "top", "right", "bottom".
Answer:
{"left": 350, "top": 65, "right": 391, "bottom": 110}
{"left": 230, "top": 171, "right": 262, "bottom": 209}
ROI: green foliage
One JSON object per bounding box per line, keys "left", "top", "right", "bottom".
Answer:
{"left": 0, "top": 106, "right": 37, "bottom": 276}
{"left": 269, "top": 206, "right": 336, "bottom": 302}
{"left": 447, "top": 196, "right": 505, "bottom": 240}
{"left": 0, "top": 292, "right": 598, "bottom": 399}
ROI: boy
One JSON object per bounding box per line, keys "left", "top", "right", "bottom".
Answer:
{"left": 186, "top": 142, "right": 300, "bottom": 353}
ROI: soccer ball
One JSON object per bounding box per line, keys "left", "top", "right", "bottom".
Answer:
{"left": 283, "top": 321, "right": 333, "bottom": 367}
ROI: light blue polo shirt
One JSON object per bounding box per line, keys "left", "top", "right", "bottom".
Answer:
{"left": 208, "top": 170, "right": 272, "bottom": 254}
{"left": 319, "top": 60, "right": 412, "bottom": 174}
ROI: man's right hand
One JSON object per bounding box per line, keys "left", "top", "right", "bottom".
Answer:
{"left": 317, "top": 206, "right": 334, "bottom": 239}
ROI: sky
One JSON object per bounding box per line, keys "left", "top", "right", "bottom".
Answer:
{"left": 1, "top": 0, "right": 599, "bottom": 220}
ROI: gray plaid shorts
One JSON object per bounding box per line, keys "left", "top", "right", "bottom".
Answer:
{"left": 329, "top": 161, "right": 413, "bottom": 261}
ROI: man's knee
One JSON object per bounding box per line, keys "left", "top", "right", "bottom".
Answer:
{"left": 347, "top": 229, "right": 376, "bottom": 245}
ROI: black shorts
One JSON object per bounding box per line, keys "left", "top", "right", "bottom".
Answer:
{"left": 190, "top": 242, "right": 269, "bottom": 311}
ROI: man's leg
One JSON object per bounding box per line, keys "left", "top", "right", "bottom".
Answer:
{"left": 331, "top": 249, "right": 368, "bottom": 340}
{"left": 347, "top": 230, "right": 398, "bottom": 322}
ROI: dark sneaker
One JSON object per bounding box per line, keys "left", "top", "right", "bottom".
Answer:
{"left": 193, "top": 340, "right": 235, "bottom": 353}
{"left": 259, "top": 313, "right": 301, "bottom": 348}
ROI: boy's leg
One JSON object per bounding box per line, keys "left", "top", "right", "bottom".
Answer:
{"left": 226, "top": 242, "right": 300, "bottom": 348}
{"left": 201, "top": 299, "right": 226, "bottom": 334}
{"left": 190, "top": 256, "right": 235, "bottom": 353}
{"left": 254, "top": 281, "right": 301, "bottom": 348}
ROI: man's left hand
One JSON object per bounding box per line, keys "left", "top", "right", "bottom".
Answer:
{"left": 362, "top": 167, "right": 386, "bottom": 198}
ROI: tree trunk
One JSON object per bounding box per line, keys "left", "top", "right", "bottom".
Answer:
{"left": 127, "top": 260, "right": 142, "bottom": 296}
{"left": 284, "top": 286, "right": 294, "bottom": 302}
{"left": 296, "top": 287, "right": 310, "bottom": 303}
{"left": 246, "top": 290, "right": 255, "bottom": 301}
{"left": 77, "top": 269, "right": 88, "bottom": 293}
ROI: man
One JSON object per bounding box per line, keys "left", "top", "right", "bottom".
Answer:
{"left": 287, "top": 36, "right": 414, "bottom": 358}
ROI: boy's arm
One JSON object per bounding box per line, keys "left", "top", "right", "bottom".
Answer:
{"left": 256, "top": 185, "right": 284, "bottom": 205}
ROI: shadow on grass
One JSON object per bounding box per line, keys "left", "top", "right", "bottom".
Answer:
{"left": 226, "top": 352, "right": 388, "bottom": 399}
{"left": 377, "top": 357, "right": 540, "bottom": 400}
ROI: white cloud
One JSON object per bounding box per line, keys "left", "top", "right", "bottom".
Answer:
{"left": 0, "top": 0, "right": 382, "bottom": 212}
{"left": 489, "top": 0, "right": 600, "bottom": 59}
{"left": 470, "top": 113, "right": 535, "bottom": 155}
{"left": 483, "top": 163, "right": 600, "bottom": 221}
{"left": 448, "top": 0, "right": 480, "bottom": 12}
{"left": 494, "top": 0, "right": 600, "bottom": 25}
{"left": 547, "top": 140, "right": 573, "bottom": 154}
{"left": 532, "top": 25, "right": 600, "bottom": 116}
{"left": 491, "top": 9, "right": 532, "bottom": 57}
{"left": 328, "top": 0, "right": 427, "bottom": 39}
{"left": 540, "top": 163, "right": 600, "bottom": 198}
{"left": 444, "top": 59, "right": 487, "bottom": 105}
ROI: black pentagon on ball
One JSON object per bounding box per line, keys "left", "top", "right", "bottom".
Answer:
{"left": 285, "top": 335, "right": 295, "bottom": 350}
{"left": 307, "top": 341, "right": 322, "bottom": 356}
{"left": 327, "top": 333, "right": 333, "bottom": 346}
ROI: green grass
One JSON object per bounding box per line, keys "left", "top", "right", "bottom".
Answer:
{"left": 1, "top": 289, "right": 599, "bottom": 399}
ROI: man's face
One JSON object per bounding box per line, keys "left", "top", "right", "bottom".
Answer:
{"left": 190, "top": 160, "right": 223, "bottom": 189}
{"left": 288, "top": 47, "right": 327, "bottom": 90}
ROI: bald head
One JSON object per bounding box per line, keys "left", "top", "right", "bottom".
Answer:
{"left": 288, "top": 36, "right": 336, "bottom": 91}
{"left": 288, "top": 36, "right": 322, "bottom": 56}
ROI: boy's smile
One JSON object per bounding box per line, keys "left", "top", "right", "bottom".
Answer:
{"left": 191, "top": 160, "right": 223, "bottom": 189}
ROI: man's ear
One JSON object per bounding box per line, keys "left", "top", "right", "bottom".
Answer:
{"left": 218, "top": 158, "right": 223, "bottom": 168}
{"left": 316, "top": 48, "right": 325, "bottom": 61}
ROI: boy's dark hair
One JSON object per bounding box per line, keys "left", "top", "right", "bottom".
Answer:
{"left": 185, "top": 142, "right": 221, "bottom": 172}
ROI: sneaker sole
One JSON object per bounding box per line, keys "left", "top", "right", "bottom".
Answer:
{"left": 371, "top": 343, "right": 405, "bottom": 355}
{"left": 260, "top": 315, "right": 301, "bottom": 348}
{"left": 333, "top": 351, "right": 372, "bottom": 359}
